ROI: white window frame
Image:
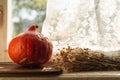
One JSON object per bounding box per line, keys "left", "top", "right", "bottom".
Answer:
{"left": 0, "top": 0, "right": 12, "bottom": 62}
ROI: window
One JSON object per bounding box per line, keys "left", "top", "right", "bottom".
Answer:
{"left": 1, "top": 0, "right": 120, "bottom": 62}
{"left": 12, "top": 0, "right": 46, "bottom": 37}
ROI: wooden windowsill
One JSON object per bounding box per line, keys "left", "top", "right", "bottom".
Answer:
{"left": 0, "top": 62, "right": 120, "bottom": 80}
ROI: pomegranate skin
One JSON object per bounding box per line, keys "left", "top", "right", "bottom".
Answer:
{"left": 8, "top": 25, "right": 53, "bottom": 66}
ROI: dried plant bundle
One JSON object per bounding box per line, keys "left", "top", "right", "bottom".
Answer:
{"left": 51, "top": 46, "right": 120, "bottom": 72}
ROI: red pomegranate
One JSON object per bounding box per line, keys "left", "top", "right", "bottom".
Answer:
{"left": 8, "top": 25, "right": 53, "bottom": 66}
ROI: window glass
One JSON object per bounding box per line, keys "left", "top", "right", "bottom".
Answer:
{"left": 12, "top": 0, "right": 46, "bottom": 37}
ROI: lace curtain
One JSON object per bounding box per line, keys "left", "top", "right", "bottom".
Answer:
{"left": 42, "top": 0, "right": 120, "bottom": 52}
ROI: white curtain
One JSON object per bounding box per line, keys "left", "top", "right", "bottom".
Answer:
{"left": 42, "top": 0, "right": 120, "bottom": 52}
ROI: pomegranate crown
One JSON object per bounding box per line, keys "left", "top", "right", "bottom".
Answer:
{"left": 27, "top": 24, "right": 39, "bottom": 32}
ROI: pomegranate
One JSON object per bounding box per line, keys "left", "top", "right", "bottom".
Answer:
{"left": 8, "top": 25, "right": 53, "bottom": 66}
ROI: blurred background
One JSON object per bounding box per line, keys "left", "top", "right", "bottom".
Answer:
{"left": 12, "top": 0, "right": 46, "bottom": 37}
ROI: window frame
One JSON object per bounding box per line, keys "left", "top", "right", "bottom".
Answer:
{"left": 0, "top": 0, "right": 12, "bottom": 62}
